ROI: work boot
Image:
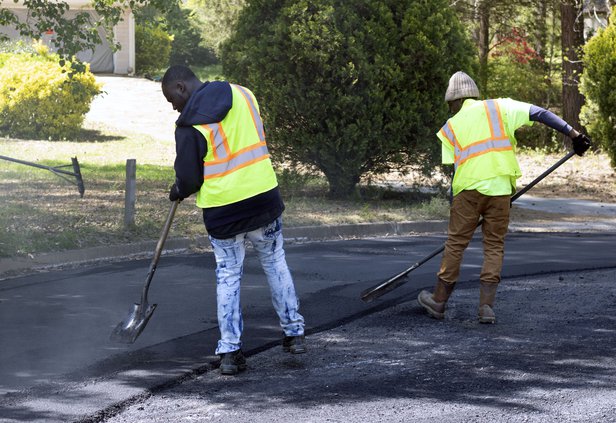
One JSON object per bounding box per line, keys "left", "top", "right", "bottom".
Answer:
{"left": 282, "top": 335, "right": 307, "bottom": 354}
{"left": 417, "top": 279, "right": 455, "bottom": 320}
{"left": 219, "top": 349, "right": 247, "bottom": 375}
{"left": 478, "top": 281, "right": 498, "bottom": 324}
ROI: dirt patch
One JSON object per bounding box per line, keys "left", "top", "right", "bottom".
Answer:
{"left": 516, "top": 151, "right": 616, "bottom": 203}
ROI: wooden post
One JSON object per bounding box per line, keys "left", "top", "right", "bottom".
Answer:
{"left": 125, "top": 159, "right": 136, "bottom": 228}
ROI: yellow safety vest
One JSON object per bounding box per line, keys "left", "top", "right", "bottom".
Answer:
{"left": 438, "top": 99, "right": 522, "bottom": 196}
{"left": 193, "top": 84, "right": 278, "bottom": 208}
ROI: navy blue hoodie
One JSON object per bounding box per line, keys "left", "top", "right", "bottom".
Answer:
{"left": 173, "top": 81, "right": 284, "bottom": 239}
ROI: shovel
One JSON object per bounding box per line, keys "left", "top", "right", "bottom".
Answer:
{"left": 110, "top": 200, "right": 179, "bottom": 343}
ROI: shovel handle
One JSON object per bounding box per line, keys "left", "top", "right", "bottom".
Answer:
{"left": 140, "top": 200, "right": 179, "bottom": 304}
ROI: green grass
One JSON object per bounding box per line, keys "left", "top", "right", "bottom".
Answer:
{"left": 0, "top": 125, "right": 450, "bottom": 257}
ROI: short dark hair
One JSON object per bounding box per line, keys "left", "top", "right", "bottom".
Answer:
{"left": 162, "top": 65, "right": 197, "bottom": 86}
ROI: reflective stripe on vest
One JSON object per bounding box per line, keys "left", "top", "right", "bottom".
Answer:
{"left": 440, "top": 100, "right": 513, "bottom": 171}
{"left": 203, "top": 141, "right": 270, "bottom": 179}
{"left": 234, "top": 84, "right": 266, "bottom": 142}
{"left": 201, "top": 84, "right": 270, "bottom": 180}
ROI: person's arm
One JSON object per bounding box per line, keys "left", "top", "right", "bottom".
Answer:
{"left": 169, "top": 126, "right": 207, "bottom": 201}
{"left": 529, "top": 105, "right": 590, "bottom": 156}
{"left": 529, "top": 105, "right": 572, "bottom": 135}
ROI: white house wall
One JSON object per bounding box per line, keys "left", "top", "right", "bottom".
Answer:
{"left": 0, "top": 4, "right": 133, "bottom": 74}
{"left": 112, "top": 9, "right": 134, "bottom": 75}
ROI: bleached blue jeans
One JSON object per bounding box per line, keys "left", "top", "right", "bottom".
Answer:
{"left": 209, "top": 217, "right": 305, "bottom": 355}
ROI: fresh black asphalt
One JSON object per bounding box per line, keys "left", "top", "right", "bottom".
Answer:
{"left": 0, "top": 231, "right": 615, "bottom": 422}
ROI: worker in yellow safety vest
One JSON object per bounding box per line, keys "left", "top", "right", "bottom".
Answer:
{"left": 417, "top": 71, "right": 591, "bottom": 324}
{"left": 161, "top": 65, "right": 306, "bottom": 376}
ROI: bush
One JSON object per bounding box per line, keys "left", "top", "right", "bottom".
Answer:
{"left": 0, "top": 43, "right": 100, "bottom": 140}
{"left": 581, "top": 7, "right": 616, "bottom": 168}
{"left": 134, "top": 4, "right": 217, "bottom": 70}
{"left": 222, "top": 0, "right": 475, "bottom": 197}
{"left": 135, "top": 23, "right": 172, "bottom": 75}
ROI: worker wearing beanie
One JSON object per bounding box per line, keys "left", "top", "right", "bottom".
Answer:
{"left": 417, "top": 71, "right": 591, "bottom": 323}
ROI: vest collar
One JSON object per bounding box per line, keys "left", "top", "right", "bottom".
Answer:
{"left": 460, "top": 98, "right": 479, "bottom": 110}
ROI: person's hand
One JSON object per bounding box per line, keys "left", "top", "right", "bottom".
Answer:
{"left": 168, "top": 183, "right": 184, "bottom": 202}
{"left": 572, "top": 133, "right": 591, "bottom": 156}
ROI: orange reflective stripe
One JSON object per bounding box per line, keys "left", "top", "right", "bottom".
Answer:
{"left": 232, "top": 84, "right": 266, "bottom": 142}
{"left": 204, "top": 143, "right": 270, "bottom": 179}
{"left": 206, "top": 141, "right": 268, "bottom": 165}
{"left": 484, "top": 100, "right": 506, "bottom": 139}
{"left": 201, "top": 123, "right": 231, "bottom": 160}
{"left": 493, "top": 100, "right": 506, "bottom": 138}
{"left": 456, "top": 140, "right": 513, "bottom": 168}
{"left": 440, "top": 126, "right": 455, "bottom": 147}
{"left": 451, "top": 100, "right": 513, "bottom": 169}
{"left": 442, "top": 122, "right": 463, "bottom": 167}
{"left": 201, "top": 85, "right": 271, "bottom": 180}
{"left": 204, "top": 155, "right": 270, "bottom": 180}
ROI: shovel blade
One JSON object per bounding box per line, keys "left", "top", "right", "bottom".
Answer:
{"left": 109, "top": 302, "right": 157, "bottom": 344}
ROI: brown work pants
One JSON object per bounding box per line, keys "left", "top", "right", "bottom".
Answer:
{"left": 438, "top": 190, "right": 511, "bottom": 285}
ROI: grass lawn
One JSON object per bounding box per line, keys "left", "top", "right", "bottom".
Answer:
{"left": 0, "top": 125, "right": 450, "bottom": 258}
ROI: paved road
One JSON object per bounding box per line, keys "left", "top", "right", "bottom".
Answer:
{"left": 0, "top": 232, "right": 615, "bottom": 422}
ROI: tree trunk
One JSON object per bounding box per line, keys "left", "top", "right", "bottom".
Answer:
{"left": 475, "top": 0, "right": 490, "bottom": 94}
{"left": 560, "top": 0, "right": 585, "bottom": 146}
{"left": 534, "top": 0, "right": 548, "bottom": 59}
{"left": 532, "top": 0, "right": 548, "bottom": 107}
{"left": 323, "top": 168, "right": 361, "bottom": 199}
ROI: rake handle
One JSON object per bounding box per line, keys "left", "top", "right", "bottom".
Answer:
{"left": 511, "top": 150, "right": 576, "bottom": 202}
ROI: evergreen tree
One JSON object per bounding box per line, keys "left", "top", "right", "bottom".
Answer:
{"left": 222, "top": 0, "right": 475, "bottom": 197}
{"left": 581, "top": 6, "right": 616, "bottom": 167}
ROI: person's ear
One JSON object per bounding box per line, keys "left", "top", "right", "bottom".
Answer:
{"left": 176, "top": 81, "right": 186, "bottom": 95}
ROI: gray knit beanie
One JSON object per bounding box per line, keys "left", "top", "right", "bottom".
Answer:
{"left": 444, "top": 71, "right": 480, "bottom": 102}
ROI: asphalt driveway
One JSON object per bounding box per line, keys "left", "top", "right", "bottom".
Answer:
{"left": 1, "top": 232, "right": 615, "bottom": 423}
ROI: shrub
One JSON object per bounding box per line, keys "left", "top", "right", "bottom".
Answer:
{"left": 0, "top": 43, "right": 100, "bottom": 140}
{"left": 222, "top": 0, "right": 475, "bottom": 197}
{"left": 580, "top": 7, "right": 616, "bottom": 168}
{"left": 135, "top": 23, "right": 172, "bottom": 75}
{"left": 134, "top": 4, "right": 217, "bottom": 70}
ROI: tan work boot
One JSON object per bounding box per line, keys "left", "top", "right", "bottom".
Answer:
{"left": 478, "top": 281, "right": 498, "bottom": 324}
{"left": 417, "top": 279, "right": 455, "bottom": 320}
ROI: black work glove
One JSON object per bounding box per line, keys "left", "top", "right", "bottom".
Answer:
{"left": 168, "top": 183, "right": 184, "bottom": 202}
{"left": 572, "top": 133, "right": 591, "bottom": 156}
